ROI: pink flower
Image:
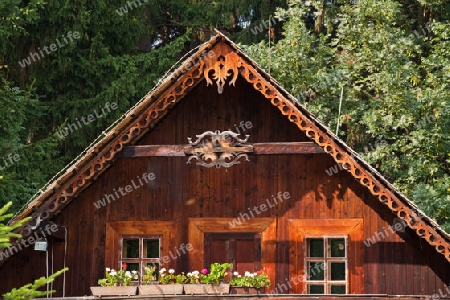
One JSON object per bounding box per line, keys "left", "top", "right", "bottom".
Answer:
{"left": 201, "top": 268, "right": 209, "bottom": 275}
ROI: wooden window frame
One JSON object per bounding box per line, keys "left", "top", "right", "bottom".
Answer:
{"left": 105, "top": 221, "right": 175, "bottom": 273}
{"left": 188, "top": 217, "right": 276, "bottom": 288}
{"left": 119, "top": 235, "right": 161, "bottom": 284}
{"left": 305, "top": 236, "right": 348, "bottom": 294}
{"left": 289, "top": 219, "right": 363, "bottom": 294}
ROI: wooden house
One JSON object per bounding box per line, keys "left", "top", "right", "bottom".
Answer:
{"left": 1, "top": 32, "right": 450, "bottom": 299}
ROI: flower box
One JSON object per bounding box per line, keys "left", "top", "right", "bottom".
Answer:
{"left": 230, "top": 286, "right": 265, "bottom": 294}
{"left": 138, "top": 284, "right": 184, "bottom": 295}
{"left": 90, "top": 286, "right": 137, "bottom": 296}
{"left": 183, "top": 283, "right": 230, "bottom": 295}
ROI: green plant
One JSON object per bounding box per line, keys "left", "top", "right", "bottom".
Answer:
{"left": 0, "top": 202, "right": 30, "bottom": 248}
{"left": 1, "top": 202, "right": 68, "bottom": 299}
{"left": 3, "top": 268, "right": 69, "bottom": 300}
{"left": 141, "top": 265, "right": 158, "bottom": 284}
{"left": 230, "top": 269, "right": 270, "bottom": 288}
{"left": 98, "top": 268, "right": 134, "bottom": 286}
{"left": 199, "top": 263, "right": 233, "bottom": 284}
{"left": 159, "top": 268, "right": 187, "bottom": 284}
{"left": 185, "top": 270, "right": 201, "bottom": 283}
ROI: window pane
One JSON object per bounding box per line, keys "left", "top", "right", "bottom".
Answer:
{"left": 308, "top": 239, "right": 324, "bottom": 257}
{"left": 143, "top": 262, "right": 159, "bottom": 282}
{"left": 331, "top": 285, "right": 346, "bottom": 294}
{"left": 308, "top": 284, "right": 324, "bottom": 294}
{"left": 330, "top": 262, "right": 346, "bottom": 281}
{"left": 144, "top": 239, "right": 159, "bottom": 258}
{"left": 122, "top": 239, "right": 139, "bottom": 258}
{"left": 125, "top": 262, "right": 139, "bottom": 272}
{"left": 125, "top": 262, "right": 139, "bottom": 281}
{"left": 308, "top": 262, "right": 325, "bottom": 280}
{"left": 329, "top": 238, "right": 346, "bottom": 257}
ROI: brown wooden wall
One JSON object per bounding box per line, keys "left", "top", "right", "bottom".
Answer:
{"left": 1, "top": 78, "right": 449, "bottom": 297}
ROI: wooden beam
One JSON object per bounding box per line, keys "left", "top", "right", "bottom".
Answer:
{"left": 118, "top": 142, "right": 324, "bottom": 158}
{"left": 253, "top": 142, "right": 324, "bottom": 154}
{"left": 118, "top": 145, "right": 186, "bottom": 157}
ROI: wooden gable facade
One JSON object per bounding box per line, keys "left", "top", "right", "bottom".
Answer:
{"left": 1, "top": 33, "right": 450, "bottom": 298}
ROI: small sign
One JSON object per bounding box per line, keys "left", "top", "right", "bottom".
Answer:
{"left": 34, "top": 240, "right": 48, "bottom": 251}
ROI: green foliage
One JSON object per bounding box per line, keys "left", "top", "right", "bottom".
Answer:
{"left": 230, "top": 270, "right": 271, "bottom": 288}
{"left": 199, "top": 263, "right": 233, "bottom": 284}
{"left": 98, "top": 268, "right": 134, "bottom": 287}
{"left": 159, "top": 268, "right": 187, "bottom": 284}
{"left": 0, "top": 0, "right": 66, "bottom": 214}
{"left": 185, "top": 270, "right": 201, "bottom": 284}
{"left": 244, "top": 0, "right": 450, "bottom": 230}
{"left": 413, "top": 176, "right": 450, "bottom": 232}
{"left": 0, "top": 0, "right": 45, "bottom": 47}
{"left": 0, "top": 202, "right": 30, "bottom": 248}
{"left": 0, "top": 0, "right": 286, "bottom": 216}
{"left": 141, "top": 265, "right": 158, "bottom": 284}
{"left": 3, "top": 267, "right": 68, "bottom": 300}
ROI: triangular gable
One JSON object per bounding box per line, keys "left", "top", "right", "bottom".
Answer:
{"left": 6, "top": 32, "right": 450, "bottom": 264}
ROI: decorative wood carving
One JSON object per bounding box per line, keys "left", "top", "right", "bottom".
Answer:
{"left": 185, "top": 130, "right": 253, "bottom": 168}
{"left": 21, "top": 205, "right": 51, "bottom": 237}
{"left": 203, "top": 52, "right": 242, "bottom": 94}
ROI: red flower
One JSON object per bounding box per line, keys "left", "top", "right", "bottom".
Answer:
{"left": 121, "top": 263, "right": 127, "bottom": 270}
{"left": 201, "top": 268, "right": 209, "bottom": 275}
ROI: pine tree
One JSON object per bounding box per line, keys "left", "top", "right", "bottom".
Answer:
{"left": 0, "top": 0, "right": 287, "bottom": 214}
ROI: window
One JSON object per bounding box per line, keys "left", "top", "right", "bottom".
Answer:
{"left": 289, "top": 219, "right": 363, "bottom": 294}
{"left": 105, "top": 221, "right": 174, "bottom": 285}
{"left": 305, "top": 237, "right": 347, "bottom": 294}
{"left": 120, "top": 235, "right": 161, "bottom": 284}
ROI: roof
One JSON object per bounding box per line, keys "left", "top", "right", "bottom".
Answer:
{"left": 5, "top": 31, "right": 450, "bottom": 263}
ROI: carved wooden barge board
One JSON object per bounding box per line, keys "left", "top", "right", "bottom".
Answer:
{"left": 9, "top": 33, "right": 450, "bottom": 263}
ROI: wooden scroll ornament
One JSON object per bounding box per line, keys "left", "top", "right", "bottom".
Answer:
{"left": 185, "top": 130, "right": 253, "bottom": 168}
{"left": 204, "top": 54, "right": 240, "bottom": 94}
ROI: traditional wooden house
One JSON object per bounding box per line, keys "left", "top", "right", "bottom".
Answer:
{"left": 1, "top": 32, "right": 450, "bottom": 299}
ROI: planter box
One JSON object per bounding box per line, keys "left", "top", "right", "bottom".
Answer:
{"left": 138, "top": 284, "right": 183, "bottom": 295}
{"left": 230, "top": 286, "right": 265, "bottom": 294}
{"left": 183, "top": 283, "right": 230, "bottom": 295}
{"left": 90, "top": 286, "right": 137, "bottom": 296}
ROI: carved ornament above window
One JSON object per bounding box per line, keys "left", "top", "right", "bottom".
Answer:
{"left": 184, "top": 130, "right": 253, "bottom": 168}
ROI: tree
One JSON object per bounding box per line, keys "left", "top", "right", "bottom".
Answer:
{"left": 243, "top": 0, "right": 450, "bottom": 230}
{"left": 0, "top": 0, "right": 66, "bottom": 213}
{"left": 0, "top": 0, "right": 287, "bottom": 215}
